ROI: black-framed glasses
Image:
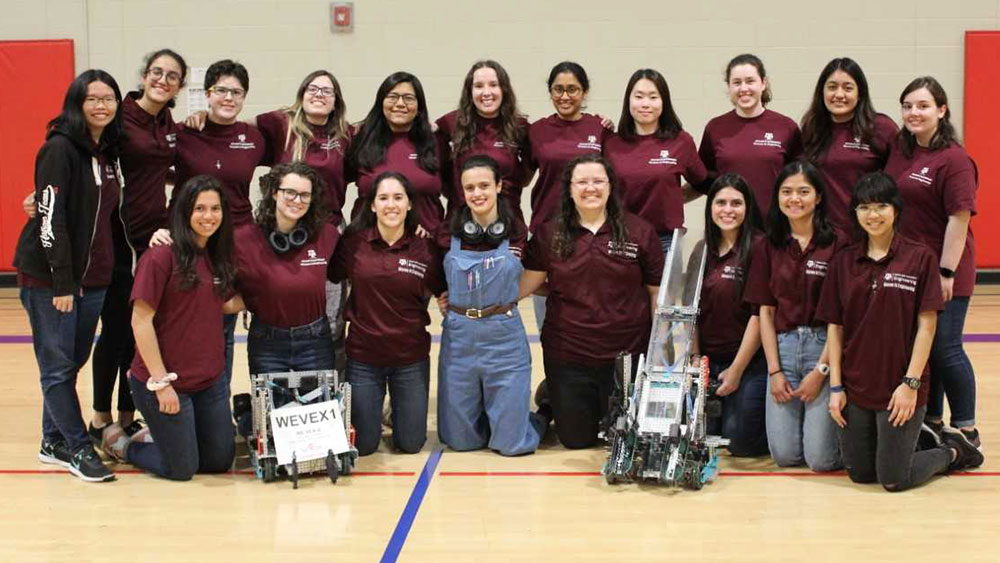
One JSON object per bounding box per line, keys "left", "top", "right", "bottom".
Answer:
{"left": 550, "top": 85, "right": 583, "bottom": 98}
{"left": 209, "top": 86, "right": 246, "bottom": 100}
{"left": 147, "top": 66, "right": 182, "bottom": 85}
{"left": 384, "top": 93, "right": 418, "bottom": 106}
{"left": 278, "top": 187, "right": 312, "bottom": 204}
{"left": 305, "top": 84, "right": 335, "bottom": 97}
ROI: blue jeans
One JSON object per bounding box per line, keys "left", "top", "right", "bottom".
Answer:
{"left": 766, "top": 326, "right": 842, "bottom": 471}
{"left": 222, "top": 313, "right": 236, "bottom": 391}
{"left": 126, "top": 374, "right": 235, "bottom": 481}
{"left": 708, "top": 353, "right": 769, "bottom": 457}
{"left": 927, "top": 297, "right": 976, "bottom": 428}
{"left": 247, "top": 316, "right": 335, "bottom": 375}
{"left": 658, "top": 234, "right": 673, "bottom": 257}
{"left": 347, "top": 358, "right": 429, "bottom": 456}
{"left": 20, "top": 286, "right": 107, "bottom": 451}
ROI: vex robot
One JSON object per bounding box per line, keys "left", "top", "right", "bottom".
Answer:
{"left": 603, "top": 230, "right": 728, "bottom": 489}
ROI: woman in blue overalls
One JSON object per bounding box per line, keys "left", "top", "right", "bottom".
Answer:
{"left": 437, "top": 155, "right": 545, "bottom": 456}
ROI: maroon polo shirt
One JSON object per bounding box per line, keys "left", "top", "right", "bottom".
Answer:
{"left": 256, "top": 110, "right": 352, "bottom": 226}
{"left": 119, "top": 92, "right": 176, "bottom": 248}
{"left": 604, "top": 130, "right": 708, "bottom": 235}
{"left": 81, "top": 155, "right": 120, "bottom": 288}
{"left": 173, "top": 120, "right": 267, "bottom": 226}
{"left": 697, "top": 109, "right": 802, "bottom": 217}
{"left": 130, "top": 245, "right": 225, "bottom": 393}
{"left": 329, "top": 227, "right": 446, "bottom": 367}
{"left": 523, "top": 213, "right": 664, "bottom": 364}
{"left": 527, "top": 113, "right": 608, "bottom": 233}
{"left": 436, "top": 110, "right": 530, "bottom": 224}
{"left": 349, "top": 133, "right": 446, "bottom": 235}
{"left": 698, "top": 234, "right": 763, "bottom": 360}
{"left": 745, "top": 231, "right": 847, "bottom": 333}
{"left": 234, "top": 223, "right": 339, "bottom": 328}
{"left": 884, "top": 142, "right": 978, "bottom": 297}
{"left": 814, "top": 114, "right": 898, "bottom": 232}
{"left": 816, "top": 236, "right": 943, "bottom": 410}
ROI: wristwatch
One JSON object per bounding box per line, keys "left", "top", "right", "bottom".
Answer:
{"left": 939, "top": 267, "right": 955, "bottom": 279}
{"left": 902, "top": 376, "right": 921, "bottom": 390}
{"left": 816, "top": 363, "right": 830, "bottom": 376}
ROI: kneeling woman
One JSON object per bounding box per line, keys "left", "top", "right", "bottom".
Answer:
{"left": 522, "top": 154, "right": 664, "bottom": 449}
{"left": 818, "top": 173, "right": 982, "bottom": 491}
{"left": 331, "top": 172, "right": 445, "bottom": 456}
{"left": 438, "top": 155, "right": 545, "bottom": 456}
{"left": 120, "top": 176, "right": 240, "bottom": 480}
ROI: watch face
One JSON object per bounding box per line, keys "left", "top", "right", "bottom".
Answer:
{"left": 904, "top": 377, "right": 921, "bottom": 390}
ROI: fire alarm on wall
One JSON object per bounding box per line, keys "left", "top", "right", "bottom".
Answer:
{"left": 330, "top": 2, "right": 354, "bottom": 33}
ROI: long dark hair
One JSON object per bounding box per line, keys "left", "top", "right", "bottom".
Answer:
{"left": 703, "top": 173, "right": 762, "bottom": 291}
{"left": 282, "top": 70, "right": 350, "bottom": 160}
{"left": 617, "top": 68, "right": 682, "bottom": 141}
{"left": 448, "top": 155, "right": 516, "bottom": 237}
{"left": 348, "top": 71, "right": 438, "bottom": 172}
{"left": 169, "top": 175, "right": 235, "bottom": 295}
{"left": 765, "top": 160, "right": 836, "bottom": 249}
{"left": 725, "top": 54, "right": 772, "bottom": 106}
{"left": 452, "top": 60, "right": 526, "bottom": 157}
{"left": 849, "top": 172, "right": 903, "bottom": 240}
{"left": 897, "top": 76, "right": 960, "bottom": 158}
{"left": 48, "top": 69, "right": 124, "bottom": 156}
{"left": 254, "top": 161, "right": 330, "bottom": 240}
{"left": 138, "top": 48, "right": 188, "bottom": 108}
{"left": 552, "top": 154, "right": 628, "bottom": 259}
{"left": 344, "top": 171, "right": 419, "bottom": 237}
{"left": 800, "top": 57, "right": 879, "bottom": 160}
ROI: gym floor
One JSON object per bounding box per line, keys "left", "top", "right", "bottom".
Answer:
{"left": 0, "top": 286, "right": 996, "bottom": 562}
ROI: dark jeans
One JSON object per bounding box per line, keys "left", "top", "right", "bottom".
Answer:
{"left": 543, "top": 354, "right": 616, "bottom": 449}
{"left": 247, "top": 316, "right": 335, "bottom": 375}
{"left": 927, "top": 297, "right": 977, "bottom": 428}
{"left": 21, "top": 286, "right": 107, "bottom": 451}
{"left": 92, "top": 266, "right": 135, "bottom": 413}
{"left": 707, "top": 353, "right": 769, "bottom": 457}
{"left": 222, "top": 313, "right": 236, "bottom": 391}
{"left": 126, "top": 375, "right": 235, "bottom": 481}
{"left": 839, "top": 403, "right": 950, "bottom": 492}
{"left": 347, "top": 358, "right": 429, "bottom": 456}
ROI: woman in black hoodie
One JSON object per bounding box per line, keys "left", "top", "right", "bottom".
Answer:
{"left": 14, "top": 69, "right": 124, "bottom": 483}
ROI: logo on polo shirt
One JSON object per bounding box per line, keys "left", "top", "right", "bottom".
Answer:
{"left": 320, "top": 139, "right": 342, "bottom": 151}
{"left": 166, "top": 133, "right": 177, "bottom": 148}
{"left": 577, "top": 135, "right": 602, "bottom": 151}
{"left": 105, "top": 165, "right": 116, "bottom": 180}
{"left": 753, "top": 132, "right": 783, "bottom": 149}
{"left": 229, "top": 133, "right": 257, "bottom": 150}
{"left": 398, "top": 258, "right": 428, "bottom": 278}
{"left": 805, "top": 259, "right": 829, "bottom": 277}
{"left": 607, "top": 240, "right": 639, "bottom": 260}
{"left": 648, "top": 149, "right": 678, "bottom": 166}
{"left": 722, "top": 265, "right": 744, "bottom": 281}
{"left": 843, "top": 136, "right": 872, "bottom": 151}
{"left": 908, "top": 167, "right": 933, "bottom": 186}
{"left": 408, "top": 153, "right": 418, "bottom": 160}
{"left": 300, "top": 248, "right": 327, "bottom": 267}
{"left": 882, "top": 272, "right": 918, "bottom": 293}
{"left": 493, "top": 141, "right": 506, "bottom": 148}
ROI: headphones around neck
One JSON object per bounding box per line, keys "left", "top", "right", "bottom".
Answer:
{"left": 268, "top": 226, "right": 309, "bottom": 254}
{"left": 459, "top": 207, "right": 507, "bottom": 245}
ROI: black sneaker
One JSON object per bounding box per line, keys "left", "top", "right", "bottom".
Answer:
{"left": 38, "top": 438, "right": 71, "bottom": 468}
{"left": 916, "top": 423, "right": 942, "bottom": 452}
{"left": 88, "top": 422, "right": 107, "bottom": 447}
{"left": 69, "top": 446, "right": 115, "bottom": 482}
{"left": 942, "top": 427, "right": 985, "bottom": 471}
{"left": 960, "top": 428, "right": 983, "bottom": 450}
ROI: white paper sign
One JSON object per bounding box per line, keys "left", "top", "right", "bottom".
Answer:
{"left": 186, "top": 66, "right": 208, "bottom": 116}
{"left": 270, "top": 399, "right": 351, "bottom": 465}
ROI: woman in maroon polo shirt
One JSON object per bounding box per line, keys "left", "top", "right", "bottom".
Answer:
{"left": 437, "top": 60, "right": 530, "bottom": 225}
{"left": 818, "top": 172, "right": 982, "bottom": 491}
{"left": 604, "top": 68, "right": 707, "bottom": 255}
{"left": 690, "top": 173, "right": 768, "bottom": 457}
{"left": 698, "top": 54, "right": 802, "bottom": 217}
{"left": 330, "top": 172, "right": 445, "bottom": 456}
{"left": 347, "top": 72, "right": 445, "bottom": 236}
{"left": 745, "top": 160, "right": 845, "bottom": 471}
{"left": 884, "top": 76, "right": 981, "bottom": 452}
{"left": 522, "top": 154, "right": 664, "bottom": 449}
{"left": 800, "top": 57, "right": 897, "bottom": 232}
{"left": 112, "top": 175, "right": 240, "bottom": 481}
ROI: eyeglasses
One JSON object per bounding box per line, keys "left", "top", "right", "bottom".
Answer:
{"left": 384, "top": 93, "right": 418, "bottom": 106}
{"left": 84, "top": 96, "right": 118, "bottom": 107}
{"left": 305, "top": 84, "right": 335, "bottom": 97}
{"left": 147, "top": 67, "right": 182, "bottom": 85}
{"left": 550, "top": 85, "right": 583, "bottom": 98}
{"left": 278, "top": 187, "right": 312, "bottom": 204}
{"left": 571, "top": 179, "right": 609, "bottom": 189}
{"left": 855, "top": 203, "right": 892, "bottom": 216}
{"left": 209, "top": 86, "right": 246, "bottom": 100}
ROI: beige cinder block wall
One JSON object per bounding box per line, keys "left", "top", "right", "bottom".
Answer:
{"left": 3, "top": 0, "right": 998, "bottom": 238}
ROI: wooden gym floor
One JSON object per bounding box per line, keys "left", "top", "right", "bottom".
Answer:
{"left": 0, "top": 286, "right": 997, "bottom": 562}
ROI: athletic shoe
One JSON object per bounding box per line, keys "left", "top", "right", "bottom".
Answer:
{"left": 942, "top": 427, "right": 985, "bottom": 471}
{"left": 69, "top": 446, "right": 115, "bottom": 482}
{"left": 916, "top": 423, "right": 942, "bottom": 452}
{"left": 100, "top": 423, "right": 130, "bottom": 462}
{"left": 38, "top": 438, "right": 71, "bottom": 468}
{"left": 960, "top": 428, "right": 982, "bottom": 451}
{"left": 87, "top": 422, "right": 107, "bottom": 447}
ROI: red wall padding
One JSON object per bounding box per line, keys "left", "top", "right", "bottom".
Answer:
{"left": 965, "top": 32, "right": 999, "bottom": 269}
{"left": 0, "top": 40, "right": 75, "bottom": 271}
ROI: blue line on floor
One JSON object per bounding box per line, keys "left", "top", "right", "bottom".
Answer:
{"left": 380, "top": 448, "right": 443, "bottom": 563}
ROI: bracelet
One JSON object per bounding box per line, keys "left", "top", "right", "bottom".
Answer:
{"left": 768, "top": 369, "right": 783, "bottom": 376}
{"left": 829, "top": 385, "right": 845, "bottom": 393}
{"left": 146, "top": 372, "right": 178, "bottom": 392}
